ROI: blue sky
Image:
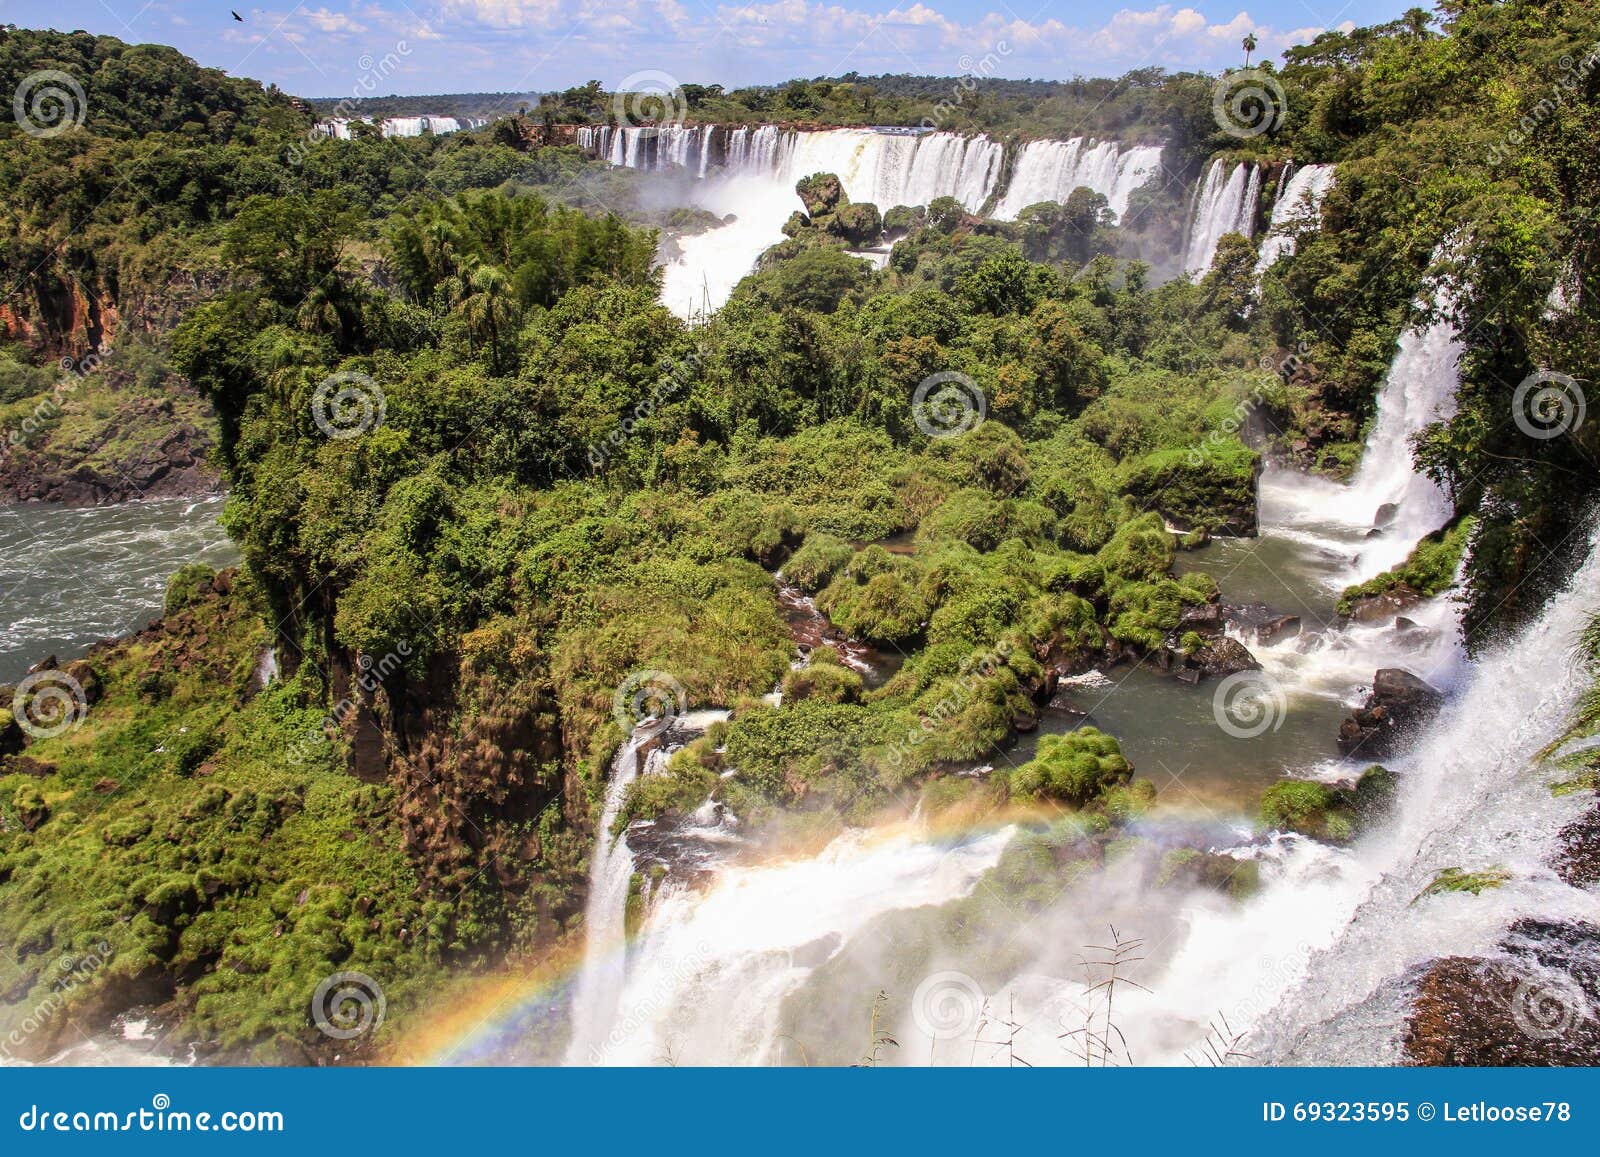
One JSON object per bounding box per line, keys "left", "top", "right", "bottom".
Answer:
{"left": 2, "top": 1, "right": 1421, "bottom": 96}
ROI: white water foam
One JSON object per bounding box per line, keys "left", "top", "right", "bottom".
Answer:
{"left": 1255, "top": 163, "right": 1336, "bottom": 277}
{"left": 1185, "top": 160, "right": 1261, "bottom": 278}
{"left": 577, "top": 823, "right": 1014, "bottom": 1065}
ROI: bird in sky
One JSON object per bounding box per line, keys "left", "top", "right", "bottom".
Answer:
{"left": 232, "top": 9, "right": 244, "bottom": 20}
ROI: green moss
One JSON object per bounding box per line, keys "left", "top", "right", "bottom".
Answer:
{"left": 784, "top": 533, "right": 855, "bottom": 593}
{"left": 1259, "top": 779, "right": 1350, "bottom": 841}
{"left": 1258, "top": 765, "right": 1395, "bottom": 845}
{"left": 782, "top": 647, "right": 864, "bottom": 705}
{"left": 1008, "top": 727, "right": 1133, "bottom": 808}
{"left": 1337, "top": 517, "right": 1474, "bottom": 616}
{"left": 1413, "top": 865, "right": 1513, "bottom": 903}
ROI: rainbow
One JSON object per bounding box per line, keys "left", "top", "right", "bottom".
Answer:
{"left": 397, "top": 795, "right": 1244, "bottom": 1066}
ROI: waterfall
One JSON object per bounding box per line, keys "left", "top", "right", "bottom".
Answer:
{"left": 583, "top": 125, "right": 1005, "bottom": 214}
{"left": 582, "top": 125, "right": 1170, "bottom": 318}
{"left": 1253, "top": 518, "right": 1600, "bottom": 1062}
{"left": 313, "top": 116, "right": 483, "bottom": 140}
{"left": 564, "top": 733, "right": 656, "bottom": 1064}
{"left": 1254, "top": 163, "right": 1336, "bottom": 276}
{"left": 574, "top": 823, "right": 1014, "bottom": 1065}
{"left": 990, "top": 138, "right": 1165, "bottom": 221}
{"left": 1184, "top": 159, "right": 1261, "bottom": 278}
{"left": 585, "top": 126, "right": 1164, "bottom": 223}
{"left": 1265, "top": 282, "right": 1463, "bottom": 584}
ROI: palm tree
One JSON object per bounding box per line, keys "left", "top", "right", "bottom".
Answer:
{"left": 1242, "top": 32, "right": 1258, "bottom": 68}
{"left": 452, "top": 261, "right": 519, "bottom": 374}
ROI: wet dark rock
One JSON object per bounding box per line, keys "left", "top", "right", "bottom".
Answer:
{"left": 1194, "top": 636, "right": 1262, "bottom": 677}
{"left": 1405, "top": 920, "right": 1600, "bottom": 1065}
{"left": 1554, "top": 801, "right": 1600, "bottom": 889}
{"left": 1157, "top": 628, "right": 1262, "bottom": 682}
{"left": 1390, "top": 616, "right": 1442, "bottom": 646}
{"left": 1344, "top": 583, "right": 1424, "bottom": 623}
{"left": 5, "top": 755, "right": 55, "bottom": 777}
{"left": 0, "top": 709, "right": 21, "bottom": 757}
{"left": 1177, "top": 602, "right": 1226, "bottom": 635}
{"left": 1337, "top": 668, "right": 1444, "bottom": 757}
{"left": 1373, "top": 502, "right": 1399, "bottom": 528}
{"left": 1257, "top": 614, "right": 1302, "bottom": 646}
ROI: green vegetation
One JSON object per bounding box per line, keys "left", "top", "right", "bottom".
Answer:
{"left": 1258, "top": 766, "right": 1396, "bottom": 843}
{"left": 1413, "top": 865, "right": 1513, "bottom": 902}
{"left": 3, "top": 1, "right": 1599, "bottom": 1057}
{"left": 1336, "top": 517, "right": 1474, "bottom": 616}
{"left": 1009, "top": 728, "right": 1134, "bottom": 807}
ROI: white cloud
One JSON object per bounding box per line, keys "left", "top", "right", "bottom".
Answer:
{"left": 215, "top": 2, "right": 1331, "bottom": 93}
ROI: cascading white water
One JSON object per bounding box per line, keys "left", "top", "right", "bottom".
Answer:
{"left": 313, "top": 116, "right": 483, "bottom": 140}
{"left": 1253, "top": 520, "right": 1600, "bottom": 1062}
{"left": 1265, "top": 300, "right": 1462, "bottom": 585}
{"left": 584, "top": 126, "right": 1164, "bottom": 317}
{"left": 576, "top": 823, "right": 1015, "bottom": 1065}
{"left": 564, "top": 734, "right": 657, "bottom": 1064}
{"left": 990, "top": 138, "right": 1164, "bottom": 222}
{"left": 1254, "top": 163, "right": 1336, "bottom": 277}
{"left": 1184, "top": 159, "right": 1261, "bottom": 278}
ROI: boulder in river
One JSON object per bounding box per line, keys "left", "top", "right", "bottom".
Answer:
{"left": 1257, "top": 614, "right": 1302, "bottom": 646}
{"left": 1336, "top": 668, "right": 1444, "bottom": 756}
{"left": 1343, "top": 582, "right": 1424, "bottom": 623}
{"left": 1158, "top": 631, "right": 1262, "bottom": 682}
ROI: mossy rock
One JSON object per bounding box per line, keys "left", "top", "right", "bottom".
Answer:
{"left": 164, "top": 563, "right": 219, "bottom": 616}
{"left": 1008, "top": 727, "right": 1132, "bottom": 808}
{"left": 1258, "top": 765, "right": 1395, "bottom": 843}
{"left": 1413, "top": 865, "right": 1513, "bottom": 903}
{"left": 796, "top": 172, "right": 846, "bottom": 216}
{"left": 782, "top": 647, "right": 864, "bottom": 705}
{"left": 825, "top": 202, "right": 882, "bottom": 247}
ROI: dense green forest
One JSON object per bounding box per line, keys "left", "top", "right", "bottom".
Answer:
{"left": 1, "top": 0, "right": 1597, "bottom": 1061}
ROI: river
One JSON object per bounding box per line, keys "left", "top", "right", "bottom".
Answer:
{"left": 0, "top": 496, "right": 238, "bottom": 683}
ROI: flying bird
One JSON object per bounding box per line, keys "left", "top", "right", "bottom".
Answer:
{"left": 232, "top": 10, "right": 244, "bottom": 20}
